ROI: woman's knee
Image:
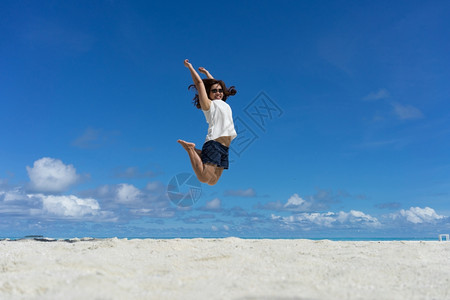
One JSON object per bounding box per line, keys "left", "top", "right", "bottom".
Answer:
{"left": 197, "top": 172, "right": 215, "bottom": 184}
{"left": 207, "top": 177, "right": 218, "bottom": 186}
{"left": 197, "top": 173, "right": 217, "bottom": 185}
{"left": 197, "top": 174, "right": 210, "bottom": 184}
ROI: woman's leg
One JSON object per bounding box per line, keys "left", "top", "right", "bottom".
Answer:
{"left": 207, "top": 167, "right": 224, "bottom": 185}
{"left": 178, "top": 140, "right": 218, "bottom": 185}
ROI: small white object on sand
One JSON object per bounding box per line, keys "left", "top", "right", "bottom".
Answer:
{"left": 1, "top": 238, "right": 449, "bottom": 299}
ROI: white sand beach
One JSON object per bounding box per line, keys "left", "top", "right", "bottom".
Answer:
{"left": 1, "top": 238, "right": 449, "bottom": 299}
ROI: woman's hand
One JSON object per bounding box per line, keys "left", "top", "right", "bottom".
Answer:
{"left": 184, "top": 59, "right": 192, "bottom": 68}
{"left": 198, "top": 67, "right": 214, "bottom": 79}
{"left": 198, "top": 67, "right": 208, "bottom": 74}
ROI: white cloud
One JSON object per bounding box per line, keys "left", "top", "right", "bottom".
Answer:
{"left": 290, "top": 212, "right": 336, "bottom": 227}
{"left": 259, "top": 193, "right": 315, "bottom": 212}
{"left": 129, "top": 208, "right": 175, "bottom": 218}
{"left": 284, "top": 194, "right": 311, "bottom": 211}
{"left": 273, "top": 210, "right": 381, "bottom": 228}
{"left": 87, "top": 183, "right": 157, "bottom": 204}
{"left": 32, "top": 194, "right": 100, "bottom": 218}
{"left": 205, "top": 198, "right": 221, "bottom": 210}
{"left": 392, "top": 207, "right": 445, "bottom": 224}
{"left": 115, "top": 183, "right": 142, "bottom": 204}
{"left": 363, "top": 88, "right": 390, "bottom": 101}
{"left": 79, "top": 182, "right": 170, "bottom": 214}
{"left": 337, "top": 210, "right": 380, "bottom": 226}
{"left": 26, "top": 157, "right": 79, "bottom": 193}
{"left": 0, "top": 185, "right": 40, "bottom": 216}
{"left": 198, "top": 198, "right": 223, "bottom": 212}
{"left": 1, "top": 188, "right": 27, "bottom": 202}
{"left": 391, "top": 103, "right": 424, "bottom": 120}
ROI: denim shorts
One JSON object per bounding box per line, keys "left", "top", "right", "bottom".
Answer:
{"left": 201, "top": 140, "right": 230, "bottom": 169}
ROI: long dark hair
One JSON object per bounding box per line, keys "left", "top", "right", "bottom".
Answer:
{"left": 188, "top": 79, "right": 237, "bottom": 109}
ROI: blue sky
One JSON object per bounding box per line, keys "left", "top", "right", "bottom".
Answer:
{"left": 1, "top": 0, "right": 450, "bottom": 238}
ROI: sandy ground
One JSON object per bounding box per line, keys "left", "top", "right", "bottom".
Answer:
{"left": 1, "top": 238, "right": 449, "bottom": 300}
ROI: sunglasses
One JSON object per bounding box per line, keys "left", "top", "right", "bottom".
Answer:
{"left": 211, "top": 89, "right": 223, "bottom": 94}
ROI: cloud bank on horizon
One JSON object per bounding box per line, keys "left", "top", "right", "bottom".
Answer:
{"left": 1, "top": 157, "right": 448, "bottom": 237}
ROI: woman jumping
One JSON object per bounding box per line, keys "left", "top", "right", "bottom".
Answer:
{"left": 178, "top": 59, "right": 237, "bottom": 186}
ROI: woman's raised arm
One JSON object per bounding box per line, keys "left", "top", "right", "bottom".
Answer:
{"left": 184, "top": 59, "right": 211, "bottom": 110}
{"left": 198, "top": 67, "right": 214, "bottom": 79}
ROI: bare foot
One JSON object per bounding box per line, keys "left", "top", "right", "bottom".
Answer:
{"left": 177, "top": 139, "right": 196, "bottom": 151}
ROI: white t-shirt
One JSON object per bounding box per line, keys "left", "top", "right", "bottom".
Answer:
{"left": 202, "top": 100, "right": 237, "bottom": 143}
